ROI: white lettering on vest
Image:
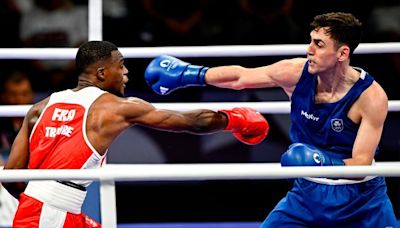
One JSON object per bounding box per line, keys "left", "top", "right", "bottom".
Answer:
{"left": 52, "top": 108, "right": 76, "bottom": 121}
{"left": 45, "top": 125, "right": 74, "bottom": 138}
{"left": 301, "top": 110, "right": 319, "bottom": 121}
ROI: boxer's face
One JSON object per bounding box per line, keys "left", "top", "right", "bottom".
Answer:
{"left": 102, "top": 50, "right": 129, "bottom": 96}
{"left": 306, "top": 27, "right": 344, "bottom": 75}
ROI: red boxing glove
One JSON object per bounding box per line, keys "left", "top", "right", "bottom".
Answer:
{"left": 219, "top": 107, "right": 269, "bottom": 145}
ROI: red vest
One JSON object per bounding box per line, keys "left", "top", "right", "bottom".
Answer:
{"left": 29, "top": 87, "right": 107, "bottom": 187}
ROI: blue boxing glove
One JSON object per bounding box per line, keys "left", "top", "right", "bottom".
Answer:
{"left": 281, "top": 143, "right": 345, "bottom": 166}
{"left": 145, "top": 55, "right": 209, "bottom": 95}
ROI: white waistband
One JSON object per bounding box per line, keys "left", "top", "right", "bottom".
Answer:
{"left": 304, "top": 160, "right": 378, "bottom": 185}
{"left": 24, "top": 181, "right": 87, "bottom": 214}
{"left": 304, "top": 176, "right": 377, "bottom": 185}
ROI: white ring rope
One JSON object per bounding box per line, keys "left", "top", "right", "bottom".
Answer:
{"left": 1, "top": 101, "right": 400, "bottom": 117}
{"left": 0, "top": 43, "right": 400, "bottom": 59}
{"left": 1, "top": 163, "right": 400, "bottom": 182}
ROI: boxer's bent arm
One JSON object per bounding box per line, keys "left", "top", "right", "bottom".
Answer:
{"left": 3, "top": 119, "right": 30, "bottom": 171}
{"left": 2, "top": 105, "right": 38, "bottom": 198}
{"left": 4, "top": 98, "right": 47, "bottom": 171}
{"left": 344, "top": 83, "right": 388, "bottom": 165}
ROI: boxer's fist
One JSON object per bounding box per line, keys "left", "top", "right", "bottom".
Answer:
{"left": 280, "top": 143, "right": 345, "bottom": 166}
{"left": 145, "top": 55, "right": 208, "bottom": 95}
{"left": 219, "top": 107, "right": 269, "bottom": 145}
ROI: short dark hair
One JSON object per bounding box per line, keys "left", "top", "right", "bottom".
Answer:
{"left": 310, "top": 12, "right": 362, "bottom": 56}
{"left": 75, "top": 41, "right": 118, "bottom": 74}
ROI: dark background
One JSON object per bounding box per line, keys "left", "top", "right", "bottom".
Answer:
{"left": 0, "top": 0, "right": 399, "bottom": 224}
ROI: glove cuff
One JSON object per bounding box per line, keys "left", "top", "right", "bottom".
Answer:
{"left": 218, "top": 109, "right": 242, "bottom": 131}
{"left": 182, "top": 65, "right": 208, "bottom": 86}
{"left": 327, "top": 157, "right": 345, "bottom": 166}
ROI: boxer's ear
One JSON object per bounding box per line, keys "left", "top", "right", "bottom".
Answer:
{"left": 96, "top": 67, "right": 105, "bottom": 81}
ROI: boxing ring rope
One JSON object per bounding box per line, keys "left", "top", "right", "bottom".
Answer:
{"left": 2, "top": 163, "right": 400, "bottom": 183}
{"left": 1, "top": 43, "right": 400, "bottom": 59}
{"left": 1, "top": 100, "right": 400, "bottom": 117}
{"left": 1, "top": 163, "right": 400, "bottom": 227}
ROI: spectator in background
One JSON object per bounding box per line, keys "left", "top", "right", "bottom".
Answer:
{"left": 19, "top": 0, "right": 88, "bottom": 91}
{"left": 0, "top": 71, "right": 33, "bottom": 227}
{"left": 0, "top": 71, "right": 34, "bottom": 162}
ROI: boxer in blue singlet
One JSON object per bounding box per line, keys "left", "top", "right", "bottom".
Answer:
{"left": 260, "top": 63, "right": 397, "bottom": 227}
{"left": 144, "top": 12, "right": 398, "bottom": 227}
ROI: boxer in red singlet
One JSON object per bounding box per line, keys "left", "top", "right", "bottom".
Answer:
{"left": 2, "top": 41, "right": 269, "bottom": 228}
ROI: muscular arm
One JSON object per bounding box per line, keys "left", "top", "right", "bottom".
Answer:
{"left": 2, "top": 119, "right": 30, "bottom": 198}
{"left": 120, "top": 97, "right": 227, "bottom": 133}
{"left": 344, "top": 82, "right": 388, "bottom": 165}
{"left": 204, "top": 58, "right": 307, "bottom": 97}
{"left": 2, "top": 99, "right": 46, "bottom": 199}
{"left": 3, "top": 119, "right": 30, "bottom": 171}
{"left": 87, "top": 94, "right": 228, "bottom": 154}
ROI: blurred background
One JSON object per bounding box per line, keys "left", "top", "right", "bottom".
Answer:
{"left": 0, "top": 0, "right": 399, "bottom": 226}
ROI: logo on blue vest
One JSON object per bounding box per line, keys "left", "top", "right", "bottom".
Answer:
{"left": 301, "top": 110, "right": 319, "bottom": 121}
{"left": 331, "top": 119, "right": 344, "bottom": 132}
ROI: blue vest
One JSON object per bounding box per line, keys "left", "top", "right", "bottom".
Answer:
{"left": 289, "top": 62, "right": 374, "bottom": 159}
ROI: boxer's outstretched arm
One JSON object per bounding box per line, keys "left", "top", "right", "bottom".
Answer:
{"left": 110, "top": 96, "right": 269, "bottom": 144}
{"left": 119, "top": 96, "right": 227, "bottom": 133}
{"left": 144, "top": 55, "right": 305, "bottom": 98}
{"left": 204, "top": 58, "right": 306, "bottom": 97}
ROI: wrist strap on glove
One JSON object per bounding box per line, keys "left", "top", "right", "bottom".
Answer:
{"left": 182, "top": 65, "right": 208, "bottom": 86}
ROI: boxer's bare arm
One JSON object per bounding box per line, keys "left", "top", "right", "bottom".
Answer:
{"left": 86, "top": 94, "right": 227, "bottom": 155}
{"left": 344, "top": 82, "right": 388, "bottom": 165}
{"left": 3, "top": 98, "right": 49, "bottom": 198}
{"left": 204, "top": 58, "right": 306, "bottom": 98}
